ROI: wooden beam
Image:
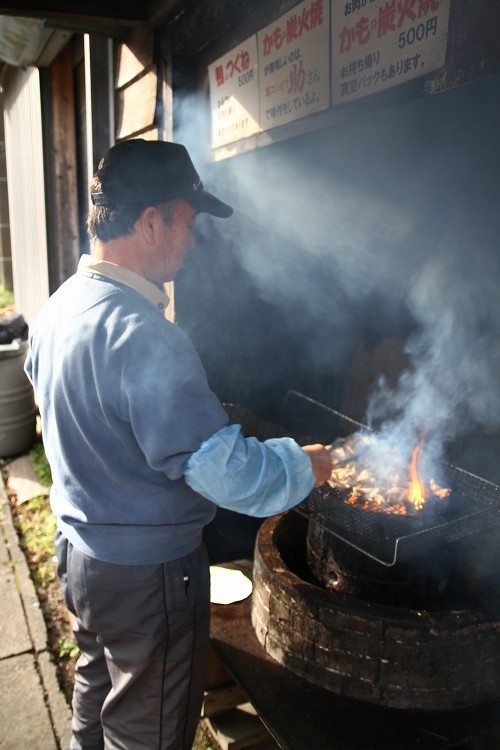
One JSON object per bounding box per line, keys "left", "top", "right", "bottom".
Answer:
{"left": 0, "top": 0, "right": 182, "bottom": 33}
{"left": 0, "top": 1, "right": 148, "bottom": 23}
{"left": 0, "top": 1, "right": 152, "bottom": 38}
{"left": 147, "top": 0, "right": 184, "bottom": 27}
{"left": 85, "top": 36, "right": 113, "bottom": 173}
{"left": 47, "top": 44, "right": 80, "bottom": 284}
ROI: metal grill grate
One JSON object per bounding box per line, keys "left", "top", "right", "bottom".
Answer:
{"left": 286, "top": 391, "right": 500, "bottom": 566}
{"left": 299, "top": 467, "right": 500, "bottom": 565}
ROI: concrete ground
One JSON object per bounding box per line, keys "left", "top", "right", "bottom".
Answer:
{"left": 0, "top": 458, "right": 72, "bottom": 750}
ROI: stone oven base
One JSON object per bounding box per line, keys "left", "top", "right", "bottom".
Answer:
{"left": 251, "top": 511, "right": 500, "bottom": 712}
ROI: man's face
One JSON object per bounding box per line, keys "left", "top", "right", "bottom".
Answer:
{"left": 151, "top": 200, "right": 197, "bottom": 285}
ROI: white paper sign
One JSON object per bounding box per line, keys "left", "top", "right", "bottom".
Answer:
{"left": 208, "top": 35, "right": 261, "bottom": 148}
{"left": 332, "top": 0, "right": 451, "bottom": 104}
{"left": 258, "top": 0, "right": 330, "bottom": 130}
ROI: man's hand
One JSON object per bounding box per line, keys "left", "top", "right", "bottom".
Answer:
{"left": 302, "top": 444, "right": 333, "bottom": 487}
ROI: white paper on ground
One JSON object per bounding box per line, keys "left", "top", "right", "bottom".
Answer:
{"left": 209, "top": 566, "right": 253, "bottom": 604}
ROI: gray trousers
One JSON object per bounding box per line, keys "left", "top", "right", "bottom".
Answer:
{"left": 55, "top": 531, "right": 210, "bottom": 750}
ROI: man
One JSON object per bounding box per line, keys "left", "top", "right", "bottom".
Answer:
{"left": 25, "top": 139, "right": 332, "bottom": 750}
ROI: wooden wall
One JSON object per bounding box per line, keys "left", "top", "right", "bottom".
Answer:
{"left": 114, "top": 27, "right": 158, "bottom": 141}
{"left": 0, "top": 99, "right": 12, "bottom": 289}
{"left": 47, "top": 43, "right": 80, "bottom": 286}
{"left": 2, "top": 66, "right": 50, "bottom": 324}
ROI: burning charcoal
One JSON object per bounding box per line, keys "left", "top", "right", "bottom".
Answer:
{"left": 429, "top": 479, "right": 452, "bottom": 499}
{"left": 357, "top": 469, "right": 371, "bottom": 483}
{"left": 324, "top": 432, "right": 452, "bottom": 517}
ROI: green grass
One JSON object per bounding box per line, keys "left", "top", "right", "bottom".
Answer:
{"left": 57, "top": 636, "right": 80, "bottom": 660}
{"left": 29, "top": 441, "right": 53, "bottom": 486}
{"left": 0, "top": 284, "right": 14, "bottom": 308}
{"left": 16, "top": 441, "right": 80, "bottom": 661}
{"left": 19, "top": 442, "right": 54, "bottom": 588}
{"left": 20, "top": 494, "right": 56, "bottom": 587}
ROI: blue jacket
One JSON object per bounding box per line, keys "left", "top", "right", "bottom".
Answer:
{"left": 25, "top": 257, "right": 314, "bottom": 564}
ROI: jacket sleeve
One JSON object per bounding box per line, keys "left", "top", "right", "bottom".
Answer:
{"left": 184, "top": 424, "right": 315, "bottom": 517}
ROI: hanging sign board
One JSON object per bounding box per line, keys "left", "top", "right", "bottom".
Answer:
{"left": 331, "top": 0, "right": 451, "bottom": 104}
{"left": 208, "top": 35, "right": 261, "bottom": 148}
{"left": 258, "top": 0, "right": 330, "bottom": 130}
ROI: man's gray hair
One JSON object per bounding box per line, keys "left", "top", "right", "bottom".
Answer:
{"left": 87, "top": 175, "right": 177, "bottom": 242}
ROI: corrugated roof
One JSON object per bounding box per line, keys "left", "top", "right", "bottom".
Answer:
{"left": 0, "top": 1, "right": 180, "bottom": 69}
{"left": 0, "top": 16, "right": 64, "bottom": 66}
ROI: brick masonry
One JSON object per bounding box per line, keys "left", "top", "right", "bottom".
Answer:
{"left": 251, "top": 512, "right": 500, "bottom": 711}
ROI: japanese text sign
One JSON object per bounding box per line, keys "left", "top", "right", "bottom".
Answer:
{"left": 258, "top": 0, "right": 330, "bottom": 129}
{"left": 332, "top": 0, "right": 451, "bottom": 104}
{"left": 209, "top": 35, "right": 261, "bottom": 148}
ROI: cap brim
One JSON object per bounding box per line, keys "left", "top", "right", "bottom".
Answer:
{"left": 195, "top": 190, "right": 233, "bottom": 218}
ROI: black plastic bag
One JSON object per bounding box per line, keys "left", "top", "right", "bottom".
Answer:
{"left": 0, "top": 313, "right": 28, "bottom": 344}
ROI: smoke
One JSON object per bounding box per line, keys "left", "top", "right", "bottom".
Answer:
{"left": 366, "top": 238, "right": 500, "bottom": 464}
{"left": 174, "top": 76, "right": 500, "bottom": 475}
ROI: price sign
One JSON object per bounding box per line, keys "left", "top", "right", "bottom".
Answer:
{"left": 208, "top": 35, "right": 261, "bottom": 148}
{"left": 332, "top": 0, "right": 451, "bottom": 104}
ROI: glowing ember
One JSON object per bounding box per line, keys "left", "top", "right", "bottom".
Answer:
{"left": 328, "top": 433, "right": 451, "bottom": 515}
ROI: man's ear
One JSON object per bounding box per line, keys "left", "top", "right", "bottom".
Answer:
{"left": 137, "top": 206, "right": 160, "bottom": 245}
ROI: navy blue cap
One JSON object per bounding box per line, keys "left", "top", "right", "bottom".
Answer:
{"left": 90, "top": 139, "right": 233, "bottom": 218}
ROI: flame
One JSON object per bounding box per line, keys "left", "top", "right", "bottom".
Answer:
{"left": 408, "top": 442, "right": 428, "bottom": 511}
{"left": 328, "top": 432, "right": 451, "bottom": 515}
